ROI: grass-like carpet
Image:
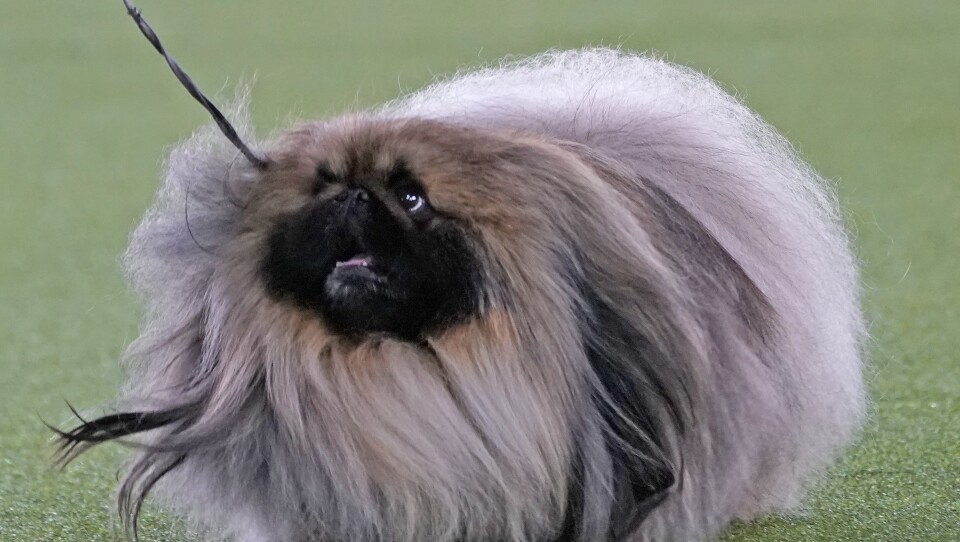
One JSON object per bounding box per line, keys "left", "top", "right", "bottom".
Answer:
{"left": 1, "top": 1, "right": 956, "bottom": 540}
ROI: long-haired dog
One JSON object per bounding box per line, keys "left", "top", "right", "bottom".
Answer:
{"left": 56, "top": 35, "right": 865, "bottom": 542}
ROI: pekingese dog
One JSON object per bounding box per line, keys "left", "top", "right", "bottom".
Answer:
{"left": 57, "top": 46, "right": 865, "bottom": 541}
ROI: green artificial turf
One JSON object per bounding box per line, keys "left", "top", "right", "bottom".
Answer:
{"left": 1, "top": 1, "right": 957, "bottom": 540}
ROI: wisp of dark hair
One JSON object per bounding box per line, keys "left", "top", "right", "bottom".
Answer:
{"left": 121, "top": 0, "right": 269, "bottom": 169}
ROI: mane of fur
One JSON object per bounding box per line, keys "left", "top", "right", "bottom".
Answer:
{"left": 62, "top": 49, "right": 864, "bottom": 542}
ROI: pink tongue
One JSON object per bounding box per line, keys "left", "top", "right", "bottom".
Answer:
{"left": 336, "top": 255, "right": 370, "bottom": 268}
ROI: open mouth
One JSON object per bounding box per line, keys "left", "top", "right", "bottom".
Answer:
{"left": 335, "top": 254, "right": 372, "bottom": 269}
{"left": 331, "top": 253, "right": 386, "bottom": 282}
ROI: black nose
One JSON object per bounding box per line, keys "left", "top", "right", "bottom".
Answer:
{"left": 334, "top": 187, "right": 370, "bottom": 212}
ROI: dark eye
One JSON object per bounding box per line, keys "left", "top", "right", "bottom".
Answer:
{"left": 311, "top": 164, "right": 337, "bottom": 195}
{"left": 396, "top": 185, "right": 431, "bottom": 218}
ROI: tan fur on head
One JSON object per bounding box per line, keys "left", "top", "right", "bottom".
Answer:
{"left": 57, "top": 50, "right": 864, "bottom": 542}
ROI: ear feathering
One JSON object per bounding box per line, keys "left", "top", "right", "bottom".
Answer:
{"left": 55, "top": 48, "right": 864, "bottom": 542}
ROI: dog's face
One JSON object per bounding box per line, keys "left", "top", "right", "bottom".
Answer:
{"left": 250, "top": 119, "right": 576, "bottom": 341}
{"left": 259, "top": 134, "right": 483, "bottom": 340}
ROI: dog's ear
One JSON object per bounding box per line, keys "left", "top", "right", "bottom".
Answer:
{"left": 576, "top": 288, "right": 685, "bottom": 541}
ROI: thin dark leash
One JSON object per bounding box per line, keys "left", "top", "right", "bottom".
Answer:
{"left": 121, "top": 0, "right": 269, "bottom": 169}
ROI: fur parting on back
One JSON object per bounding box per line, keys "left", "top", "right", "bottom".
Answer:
{"left": 113, "top": 49, "right": 865, "bottom": 542}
